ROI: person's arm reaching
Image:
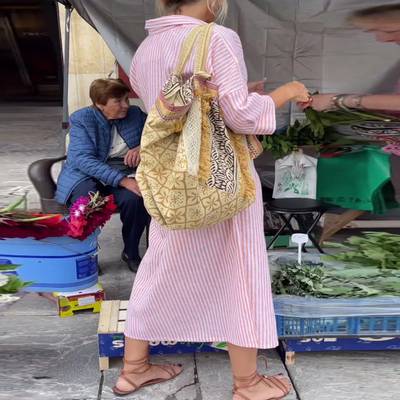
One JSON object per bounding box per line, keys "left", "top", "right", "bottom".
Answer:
{"left": 209, "top": 27, "right": 309, "bottom": 135}
{"left": 300, "top": 93, "right": 400, "bottom": 112}
{"left": 268, "top": 83, "right": 310, "bottom": 110}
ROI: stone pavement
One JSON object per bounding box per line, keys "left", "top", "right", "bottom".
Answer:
{"left": 1, "top": 218, "right": 400, "bottom": 400}
{"left": 0, "top": 217, "right": 297, "bottom": 400}
{"left": 0, "top": 104, "right": 62, "bottom": 209}
{"left": 1, "top": 105, "right": 400, "bottom": 400}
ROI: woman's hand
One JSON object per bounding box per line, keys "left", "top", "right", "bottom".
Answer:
{"left": 283, "top": 82, "right": 310, "bottom": 103}
{"left": 298, "top": 94, "right": 338, "bottom": 112}
{"left": 248, "top": 79, "right": 267, "bottom": 95}
{"left": 124, "top": 146, "right": 141, "bottom": 167}
{"left": 268, "top": 81, "right": 309, "bottom": 110}
{"left": 119, "top": 177, "right": 142, "bottom": 197}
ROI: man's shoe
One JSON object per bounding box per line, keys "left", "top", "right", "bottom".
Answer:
{"left": 122, "top": 252, "right": 141, "bottom": 273}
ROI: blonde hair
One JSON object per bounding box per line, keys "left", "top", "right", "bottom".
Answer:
{"left": 157, "top": 0, "right": 228, "bottom": 23}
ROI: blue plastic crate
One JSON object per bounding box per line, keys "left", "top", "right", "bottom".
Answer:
{"left": 276, "top": 315, "right": 400, "bottom": 338}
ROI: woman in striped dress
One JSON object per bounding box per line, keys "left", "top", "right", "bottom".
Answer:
{"left": 114, "top": 1, "right": 310, "bottom": 399}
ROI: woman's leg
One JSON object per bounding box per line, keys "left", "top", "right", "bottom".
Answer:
{"left": 115, "top": 338, "right": 182, "bottom": 393}
{"left": 228, "top": 343, "right": 291, "bottom": 400}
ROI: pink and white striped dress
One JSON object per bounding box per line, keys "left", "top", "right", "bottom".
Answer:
{"left": 125, "top": 16, "right": 278, "bottom": 349}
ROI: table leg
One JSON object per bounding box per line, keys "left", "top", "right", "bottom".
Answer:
{"left": 291, "top": 214, "right": 323, "bottom": 253}
{"left": 267, "top": 214, "right": 294, "bottom": 250}
{"left": 320, "top": 210, "right": 365, "bottom": 244}
{"left": 280, "top": 214, "right": 296, "bottom": 235}
{"left": 298, "top": 213, "right": 325, "bottom": 254}
{"left": 285, "top": 351, "right": 296, "bottom": 365}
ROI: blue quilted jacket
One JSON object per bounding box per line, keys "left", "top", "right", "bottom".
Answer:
{"left": 56, "top": 106, "right": 147, "bottom": 204}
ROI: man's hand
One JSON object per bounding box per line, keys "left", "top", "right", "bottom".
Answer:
{"left": 248, "top": 78, "right": 267, "bottom": 95}
{"left": 124, "top": 146, "right": 141, "bottom": 168}
{"left": 119, "top": 177, "right": 142, "bottom": 197}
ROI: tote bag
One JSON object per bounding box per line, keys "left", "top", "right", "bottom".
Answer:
{"left": 137, "top": 24, "right": 261, "bottom": 230}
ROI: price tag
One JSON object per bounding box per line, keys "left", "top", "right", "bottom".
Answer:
{"left": 78, "top": 296, "right": 95, "bottom": 307}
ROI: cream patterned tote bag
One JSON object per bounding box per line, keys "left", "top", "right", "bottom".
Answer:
{"left": 137, "top": 23, "right": 262, "bottom": 230}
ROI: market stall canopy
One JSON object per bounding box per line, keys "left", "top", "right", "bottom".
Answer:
{"left": 60, "top": 0, "right": 400, "bottom": 126}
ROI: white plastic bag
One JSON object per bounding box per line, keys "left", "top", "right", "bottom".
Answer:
{"left": 273, "top": 149, "right": 318, "bottom": 199}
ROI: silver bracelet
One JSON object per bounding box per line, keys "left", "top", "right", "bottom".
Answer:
{"left": 331, "top": 94, "right": 341, "bottom": 109}
{"left": 352, "top": 94, "right": 368, "bottom": 109}
{"left": 339, "top": 94, "right": 350, "bottom": 110}
{"left": 331, "top": 94, "right": 349, "bottom": 110}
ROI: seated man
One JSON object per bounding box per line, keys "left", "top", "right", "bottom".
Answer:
{"left": 57, "top": 78, "right": 148, "bottom": 273}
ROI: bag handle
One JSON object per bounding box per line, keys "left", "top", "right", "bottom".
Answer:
{"left": 174, "top": 26, "right": 204, "bottom": 75}
{"left": 194, "top": 23, "right": 215, "bottom": 74}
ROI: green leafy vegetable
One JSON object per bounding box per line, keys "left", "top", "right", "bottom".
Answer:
{"left": 0, "top": 264, "right": 21, "bottom": 272}
{"left": 272, "top": 263, "right": 325, "bottom": 297}
{"left": 0, "top": 274, "right": 33, "bottom": 294}
{"left": 322, "top": 232, "right": 400, "bottom": 270}
{"left": 272, "top": 263, "right": 400, "bottom": 299}
{"left": 0, "top": 264, "right": 32, "bottom": 295}
{"left": 259, "top": 102, "right": 400, "bottom": 158}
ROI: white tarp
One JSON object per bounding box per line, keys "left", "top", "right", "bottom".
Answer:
{"left": 66, "top": 0, "right": 400, "bottom": 127}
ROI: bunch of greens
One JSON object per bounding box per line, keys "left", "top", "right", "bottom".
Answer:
{"left": 260, "top": 107, "right": 399, "bottom": 158}
{"left": 320, "top": 265, "right": 400, "bottom": 298}
{"left": 322, "top": 232, "right": 400, "bottom": 270}
{"left": 272, "top": 262, "right": 400, "bottom": 299}
{"left": 271, "top": 263, "right": 324, "bottom": 297}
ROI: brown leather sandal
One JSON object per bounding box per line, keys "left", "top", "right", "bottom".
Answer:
{"left": 112, "top": 352, "right": 182, "bottom": 396}
{"left": 232, "top": 356, "right": 291, "bottom": 400}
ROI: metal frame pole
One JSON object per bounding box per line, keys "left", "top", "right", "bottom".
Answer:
{"left": 61, "top": 2, "right": 73, "bottom": 158}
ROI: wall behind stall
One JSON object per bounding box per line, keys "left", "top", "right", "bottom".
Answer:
{"left": 58, "top": 4, "right": 144, "bottom": 114}
{"left": 58, "top": 4, "right": 145, "bottom": 114}
{"left": 67, "top": 0, "right": 400, "bottom": 127}
{"left": 58, "top": 0, "right": 400, "bottom": 218}
{"left": 58, "top": 4, "right": 114, "bottom": 113}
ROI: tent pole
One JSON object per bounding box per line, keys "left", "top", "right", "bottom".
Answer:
{"left": 61, "top": 2, "right": 72, "bottom": 159}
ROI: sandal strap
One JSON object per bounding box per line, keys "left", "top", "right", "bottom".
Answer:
{"left": 116, "top": 349, "right": 181, "bottom": 394}
{"left": 121, "top": 351, "right": 152, "bottom": 375}
{"left": 257, "top": 354, "right": 268, "bottom": 369}
{"left": 233, "top": 374, "right": 290, "bottom": 400}
{"left": 152, "top": 363, "right": 177, "bottom": 379}
{"left": 232, "top": 390, "right": 252, "bottom": 400}
{"left": 262, "top": 375, "right": 291, "bottom": 397}
{"left": 233, "top": 354, "right": 290, "bottom": 400}
{"left": 119, "top": 374, "right": 139, "bottom": 391}
{"left": 233, "top": 354, "right": 269, "bottom": 392}
{"left": 233, "top": 370, "right": 263, "bottom": 392}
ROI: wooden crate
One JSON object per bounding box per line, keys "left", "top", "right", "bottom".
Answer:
{"left": 97, "top": 300, "right": 227, "bottom": 371}
{"left": 98, "top": 300, "right": 127, "bottom": 371}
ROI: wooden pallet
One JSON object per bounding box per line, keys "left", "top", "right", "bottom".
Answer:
{"left": 97, "top": 300, "right": 226, "bottom": 371}
{"left": 98, "top": 300, "right": 128, "bottom": 370}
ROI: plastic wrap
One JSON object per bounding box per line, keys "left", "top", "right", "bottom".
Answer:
{"left": 273, "top": 295, "right": 400, "bottom": 318}
{"left": 268, "top": 251, "right": 400, "bottom": 318}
